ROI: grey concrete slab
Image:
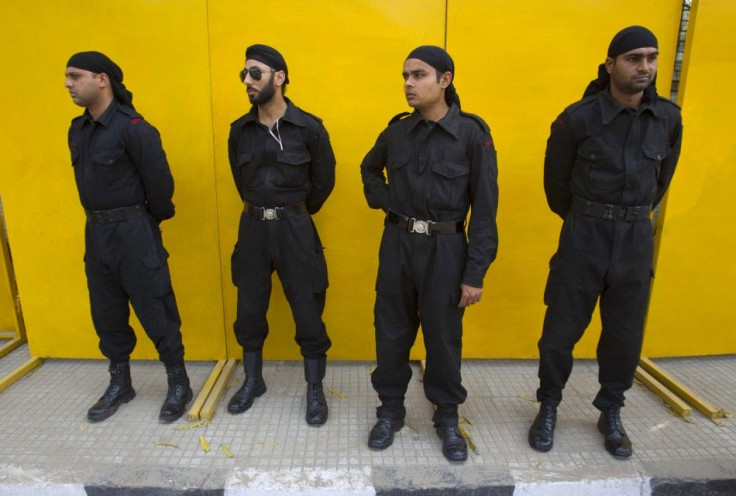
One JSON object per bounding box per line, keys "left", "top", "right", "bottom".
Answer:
{"left": 0, "top": 351, "right": 734, "bottom": 494}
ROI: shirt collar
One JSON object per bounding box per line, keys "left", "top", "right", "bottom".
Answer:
{"left": 242, "top": 98, "right": 307, "bottom": 127}
{"left": 84, "top": 99, "right": 119, "bottom": 127}
{"left": 598, "top": 88, "right": 664, "bottom": 124}
{"left": 405, "top": 103, "right": 461, "bottom": 139}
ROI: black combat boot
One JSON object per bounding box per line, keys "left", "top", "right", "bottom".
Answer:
{"left": 598, "top": 406, "right": 632, "bottom": 459}
{"left": 227, "top": 352, "right": 267, "bottom": 414}
{"left": 87, "top": 361, "right": 136, "bottom": 422}
{"left": 159, "top": 363, "right": 193, "bottom": 423}
{"left": 304, "top": 357, "right": 328, "bottom": 426}
{"left": 435, "top": 425, "right": 468, "bottom": 462}
{"left": 528, "top": 402, "right": 557, "bottom": 452}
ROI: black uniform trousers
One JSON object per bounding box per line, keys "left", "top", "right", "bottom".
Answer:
{"left": 372, "top": 224, "right": 468, "bottom": 427}
{"left": 537, "top": 211, "right": 653, "bottom": 410}
{"left": 231, "top": 211, "right": 331, "bottom": 357}
{"left": 84, "top": 213, "right": 184, "bottom": 366}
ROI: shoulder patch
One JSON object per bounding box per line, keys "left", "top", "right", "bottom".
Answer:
{"left": 459, "top": 110, "right": 490, "bottom": 133}
{"left": 131, "top": 117, "right": 145, "bottom": 125}
{"left": 388, "top": 112, "right": 411, "bottom": 125}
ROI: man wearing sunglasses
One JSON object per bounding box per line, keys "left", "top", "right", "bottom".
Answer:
{"left": 227, "top": 44, "right": 336, "bottom": 427}
{"left": 529, "top": 26, "right": 683, "bottom": 459}
{"left": 361, "top": 46, "right": 498, "bottom": 462}
{"left": 65, "top": 51, "right": 191, "bottom": 424}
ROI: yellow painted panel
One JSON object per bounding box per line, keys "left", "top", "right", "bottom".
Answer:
{"left": 448, "top": 0, "right": 682, "bottom": 357}
{"left": 208, "top": 0, "right": 446, "bottom": 359}
{"left": 0, "top": 0, "right": 225, "bottom": 359}
{"left": 645, "top": 0, "right": 736, "bottom": 356}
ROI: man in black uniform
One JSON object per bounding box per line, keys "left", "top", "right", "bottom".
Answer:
{"left": 528, "top": 26, "right": 683, "bottom": 458}
{"left": 227, "top": 45, "right": 335, "bottom": 426}
{"left": 361, "top": 46, "right": 498, "bottom": 462}
{"left": 65, "top": 51, "right": 192, "bottom": 423}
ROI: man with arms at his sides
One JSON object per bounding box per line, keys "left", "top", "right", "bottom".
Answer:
{"left": 361, "top": 46, "right": 498, "bottom": 462}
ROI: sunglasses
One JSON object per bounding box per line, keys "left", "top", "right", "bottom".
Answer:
{"left": 239, "top": 67, "right": 276, "bottom": 82}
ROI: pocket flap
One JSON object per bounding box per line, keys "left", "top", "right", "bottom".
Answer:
{"left": 388, "top": 152, "right": 409, "bottom": 170}
{"left": 576, "top": 141, "right": 615, "bottom": 161}
{"left": 92, "top": 147, "right": 126, "bottom": 166}
{"left": 642, "top": 144, "right": 671, "bottom": 161}
{"left": 431, "top": 161, "right": 470, "bottom": 179}
{"left": 277, "top": 150, "right": 311, "bottom": 165}
{"left": 237, "top": 152, "right": 253, "bottom": 166}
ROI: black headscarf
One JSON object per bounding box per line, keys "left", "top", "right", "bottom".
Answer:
{"left": 583, "top": 26, "right": 659, "bottom": 99}
{"left": 245, "top": 44, "right": 289, "bottom": 84}
{"left": 406, "top": 45, "right": 461, "bottom": 108}
{"left": 66, "top": 51, "right": 134, "bottom": 108}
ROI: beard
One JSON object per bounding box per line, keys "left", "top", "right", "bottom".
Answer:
{"left": 248, "top": 75, "right": 277, "bottom": 105}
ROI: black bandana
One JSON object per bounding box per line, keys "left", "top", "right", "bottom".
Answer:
{"left": 245, "top": 44, "right": 289, "bottom": 84}
{"left": 583, "top": 26, "right": 659, "bottom": 99}
{"left": 406, "top": 45, "right": 461, "bottom": 108}
{"left": 66, "top": 51, "right": 134, "bottom": 108}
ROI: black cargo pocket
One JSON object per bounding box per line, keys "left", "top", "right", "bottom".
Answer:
{"left": 230, "top": 242, "right": 242, "bottom": 287}
{"left": 543, "top": 252, "right": 563, "bottom": 306}
{"left": 310, "top": 224, "right": 328, "bottom": 293}
{"left": 93, "top": 147, "right": 126, "bottom": 166}
{"left": 642, "top": 143, "right": 671, "bottom": 183}
{"left": 431, "top": 160, "right": 470, "bottom": 209}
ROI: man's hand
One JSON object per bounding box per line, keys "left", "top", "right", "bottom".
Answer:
{"left": 458, "top": 284, "right": 482, "bottom": 308}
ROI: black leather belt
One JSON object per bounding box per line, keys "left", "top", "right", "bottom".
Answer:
{"left": 572, "top": 197, "right": 650, "bottom": 222}
{"left": 244, "top": 202, "right": 308, "bottom": 220}
{"left": 386, "top": 210, "right": 465, "bottom": 235}
{"left": 85, "top": 204, "right": 145, "bottom": 223}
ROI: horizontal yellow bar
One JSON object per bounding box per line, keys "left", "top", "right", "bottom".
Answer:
{"left": 200, "top": 358, "right": 238, "bottom": 420}
{"left": 635, "top": 366, "right": 692, "bottom": 418}
{"left": 0, "top": 356, "right": 43, "bottom": 393}
{"left": 0, "top": 337, "right": 23, "bottom": 359}
{"left": 187, "top": 359, "right": 226, "bottom": 421}
{"left": 639, "top": 357, "right": 726, "bottom": 419}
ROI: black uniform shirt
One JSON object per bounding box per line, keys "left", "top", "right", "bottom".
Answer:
{"left": 68, "top": 100, "right": 175, "bottom": 222}
{"left": 361, "top": 104, "right": 499, "bottom": 288}
{"left": 544, "top": 89, "right": 683, "bottom": 219}
{"left": 228, "top": 98, "right": 336, "bottom": 214}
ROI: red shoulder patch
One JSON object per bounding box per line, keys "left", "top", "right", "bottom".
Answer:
{"left": 483, "top": 136, "right": 494, "bottom": 149}
{"left": 131, "top": 117, "right": 144, "bottom": 125}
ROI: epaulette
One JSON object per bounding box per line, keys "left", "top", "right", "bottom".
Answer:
{"left": 565, "top": 93, "right": 599, "bottom": 116}
{"left": 459, "top": 110, "right": 490, "bottom": 133}
{"left": 388, "top": 112, "right": 411, "bottom": 125}
{"left": 299, "top": 108, "right": 324, "bottom": 125}
{"left": 656, "top": 95, "right": 681, "bottom": 110}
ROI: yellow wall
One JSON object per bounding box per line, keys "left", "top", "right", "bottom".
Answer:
{"left": 1, "top": 0, "right": 726, "bottom": 360}
{"left": 645, "top": 0, "right": 736, "bottom": 356}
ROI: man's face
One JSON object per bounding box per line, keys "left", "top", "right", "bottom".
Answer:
{"left": 242, "top": 60, "right": 277, "bottom": 105}
{"left": 402, "top": 58, "right": 449, "bottom": 111}
{"left": 64, "top": 67, "right": 104, "bottom": 108}
{"left": 606, "top": 47, "right": 658, "bottom": 96}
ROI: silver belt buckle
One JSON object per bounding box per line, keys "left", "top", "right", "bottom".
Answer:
{"left": 263, "top": 208, "right": 278, "bottom": 220}
{"left": 410, "top": 219, "right": 429, "bottom": 235}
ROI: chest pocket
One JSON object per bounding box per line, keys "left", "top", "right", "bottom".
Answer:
{"left": 576, "top": 140, "right": 619, "bottom": 193}
{"left": 430, "top": 160, "right": 470, "bottom": 210}
{"left": 388, "top": 153, "right": 409, "bottom": 171}
{"left": 277, "top": 150, "right": 311, "bottom": 166}
{"left": 93, "top": 147, "right": 126, "bottom": 166}
{"left": 237, "top": 152, "right": 253, "bottom": 167}
{"left": 642, "top": 144, "right": 671, "bottom": 163}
